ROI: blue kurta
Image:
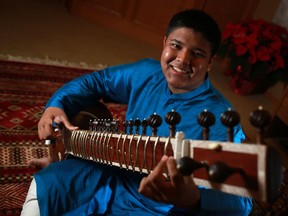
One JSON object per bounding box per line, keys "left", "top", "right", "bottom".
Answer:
{"left": 35, "top": 59, "right": 252, "bottom": 215}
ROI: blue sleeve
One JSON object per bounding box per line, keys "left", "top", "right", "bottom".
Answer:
{"left": 198, "top": 188, "right": 252, "bottom": 215}
{"left": 45, "top": 61, "right": 141, "bottom": 118}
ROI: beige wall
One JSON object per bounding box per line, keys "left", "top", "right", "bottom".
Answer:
{"left": 254, "top": 0, "right": 281, "bottom": 20}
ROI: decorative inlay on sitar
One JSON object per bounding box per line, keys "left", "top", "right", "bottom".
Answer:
{"left": 51, "top": 106, "right": 282, "bottom": 203}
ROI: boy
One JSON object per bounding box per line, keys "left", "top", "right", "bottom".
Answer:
{"left": 22, "top": 9, "right": 252, "bottom": 215}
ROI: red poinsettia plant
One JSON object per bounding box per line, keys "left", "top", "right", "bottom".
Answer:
{"left": 217, "top": 19, "right": 288, "bottom": 94}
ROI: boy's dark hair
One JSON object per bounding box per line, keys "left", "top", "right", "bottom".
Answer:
{"left": 166, "top": 10, "right": 221, "bottom": 56}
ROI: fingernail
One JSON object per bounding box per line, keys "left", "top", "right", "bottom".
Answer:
{"left": 161, "top": 155, "right": 168, "bottom": 160}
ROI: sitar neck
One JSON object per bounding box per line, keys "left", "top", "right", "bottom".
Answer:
{"left": 50, "top": 104, "right": 282, "bottom": 203}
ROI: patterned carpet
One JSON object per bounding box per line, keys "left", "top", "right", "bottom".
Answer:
{"left": 0, "top": 59, "right": 127, "bottom": 215}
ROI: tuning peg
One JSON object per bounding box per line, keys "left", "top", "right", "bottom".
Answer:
{"left": 123, "top": 120, "right": 128, "bottom": 134}
{"left": 114, "top": 119, "right": 120, "bottom": 133}
{"left": 128, "top": 119, "right": 135, "bottom": 134}
{"left": 249, "top": 106, "right": 271, "bottom": 144}
{"left": 220, "top": 108, "right": 240, "bottom": 142}
{"left": 141, "top": 118, "right": 148, "bottom": 136}
{"left": 197, "top": 109, "right": 215, "bottom": 140}
{"left": 177, "top": 157, "right": 208, "bottom": 176}
{"left": 92, "top": 119, "right": 99, "bottom": 131}
{"left": 165, "top": 109, "right": 181, "bottom": 138}
{"left": 104, "top": 119, "right": 112, "bottom": 132}
{"left": 89, "top": 119, "right": 93, "bottom": 130}
{"left": 147, "top": 113, "right": 162, "bottom": 136}
{"left": 134, "top": 118, "right": 141, "bottom": 135}
{"left": 208, "top": 161, "right": 243, "bottom": 183}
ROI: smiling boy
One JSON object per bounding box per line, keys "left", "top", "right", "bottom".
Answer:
{"left": 22, "top": 9, "right": 252, "bottom": 216}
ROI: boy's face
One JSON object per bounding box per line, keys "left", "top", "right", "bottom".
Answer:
{"left": 161, "top": 27, "right": 215, "bottom": 94}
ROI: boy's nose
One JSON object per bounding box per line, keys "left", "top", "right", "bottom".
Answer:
{"left": 176, "top": 50, "right": 191, "bottom": 64}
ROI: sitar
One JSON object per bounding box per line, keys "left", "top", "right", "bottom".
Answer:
{"left": 47, "top": 102, "right": 282, "bottom": 203}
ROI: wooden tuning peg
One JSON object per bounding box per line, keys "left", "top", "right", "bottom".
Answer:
{"left": 128, "top": 119, "right": 134, "bottom": 134}
{"left": 220, "top": 108, "right": 240, "bottom": 142}
{"left": 99, "top": 119, "right": 104, "bottom": 131}
{"left": 147, "top": 113, "right": 162, "bottom": 136}
{"left": 92, "top": 119, "right": 99, "bottom": 131}
{"left": 123, "top": 120, "right": 128, "bottom": 134}
{"left": 141, "top": 118, "right": 148, "bottom": 136}
{"left": 197, "top": 109, "right": 215, "bottom": 140}
{"left": 134, "top": 118, "right": 141, "bottom": 134}
{"left": 249, "top": 106, "right": 271, "bottom": 144}
{"left": 114, "top": 119, "right": 120, "bottom": 133}
{"left": 208, "top": 162, "right": 243, "bottom": 183}
{"left": 177, "top": 156, "right": 208, "bottom": 176}
{"left": 176, "top": 157, "right": 243, "bottom": 184}
{"left": 165, "top": 109, "right": 181, "bottom": 138}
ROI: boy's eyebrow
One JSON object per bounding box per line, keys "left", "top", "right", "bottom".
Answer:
{"left": 169, "top": 39, "right": 208, "bottom": 55}
{"left": 169, "top": 38, "right": 184, "bottom": 45}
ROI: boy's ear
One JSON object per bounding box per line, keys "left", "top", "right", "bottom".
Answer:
{"left": 163, "top": 36, "right": 167, "bottom": 47}
{"left": 207, "top": 55, "right": 217, "bottom": 72}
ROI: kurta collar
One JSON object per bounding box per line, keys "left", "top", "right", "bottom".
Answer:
{"left": 165, "top": 75, "right": 211, "bottom": 100}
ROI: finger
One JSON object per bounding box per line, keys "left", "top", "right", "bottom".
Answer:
{"left": 166, "top": 157, "right": 183, "bottom": 185}
{"left": 138, "top": 156, "right": 169, "bottom": 196}
{"left": 54, "top": 116, "right": 78, "bottom": 131}
{"left": 38, "top": 122, "right": 54, "bottom": 140}
{"left": 152, "top": 155, "right": 169, "bottom": 175}
{"left": 183, "top": 175, "right": 194, "bottom": 184}
{"left": 138, "top": 177, "right": 168, "bottom": 203}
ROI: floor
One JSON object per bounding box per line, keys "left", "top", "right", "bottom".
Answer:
{"left": 0, "top": 0, "right": 278, "bottom": 143}
{"left": 0, "top": 0, "right": 162, "bottom": 66}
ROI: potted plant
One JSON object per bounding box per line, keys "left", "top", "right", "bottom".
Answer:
{"left": 217, "top": 19, "right": 288, "bottom": 95}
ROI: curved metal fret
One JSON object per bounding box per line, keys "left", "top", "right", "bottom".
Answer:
{"left": 106, "top": 133, "right": 113, "bottom": 166}
{"left": 135, "top": 135, "right": 142, "bottom": 173}
{"left": 75, "top": 131, "right": 80, "bottom": 157}
{"left": 122, "top": 134, "right": 129, "bottom": 169}
{"left": 83, "top": 131, "right": 89, "bottom": 159}
{"left": 102, "top": 132, "right": 108, "bottom": 164}
{"left": 76, "top": 131, "right": 82, "bottom": 157}
{"left": 143, "top": 136, "right": 151, "bottom": 174}
{"left": 85, "top": 131, "right": 91, "bottom": 159}
{"left": 152, "top": 137, "right": 160, "bottom": 170}
{"left": 95, "top": 132, "right": 101, "bottom": 162}
{"left": 116, "top": 134, "right": 123, "bottom": 168}
{"left": 128, "top": 134, "right": 135, "bottom": 171}
{"left": 90, "top": 131, "right": 97, "bottom": 161}
{"left": 80, "top": 131, "right": 85, "bottom": 158}
{"left": 69, "top": 130, "right": 76, "bottom": 154}
{"left": 81, "top": 131, "right": 87, "bottom": 158}
{"left": 68, "top": 131, "right": 170, "bottom": 174}
{"left": 163, "top": 137, "right": 170, "bottom": 156}
{"left": 73, "top": 131, "right": 80, "bottom": 157}
{"left": 70, "top": 131, "right": 75, "bottom": 155}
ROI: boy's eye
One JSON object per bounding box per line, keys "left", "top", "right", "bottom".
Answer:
{"left": 170, "top": 43, "right": 181, "bottom": 49}
{"left": 192, "top": 50, "right": 206, "bottom": 58}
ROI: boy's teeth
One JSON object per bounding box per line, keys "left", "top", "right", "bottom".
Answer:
{"left": 173, "top": 66, "right": 187, "bottom": 73}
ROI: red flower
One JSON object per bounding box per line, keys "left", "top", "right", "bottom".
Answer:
{"left": 246, "top": 33, "right": 258, "bottom": 49}
{"left": 256, "top": 46, "right": 271, "bottom": 61}
{"left": 270, "top": 38, "right": 282, "bottom": 51}
{"left": 273, "top": 55, "right": 285, "bottom": 70}
{"left": 248, "top": 48, "right": 257, "bottom": 64}
{"left": 218, "top": 19, "right": 288, "bottom": 91}
{"left": 236, "top": 45, "right": 248, "bottom": 56}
